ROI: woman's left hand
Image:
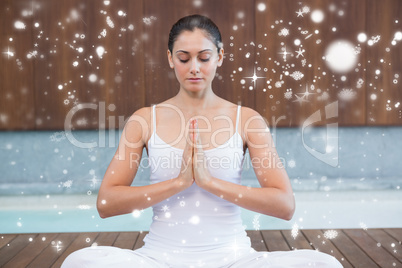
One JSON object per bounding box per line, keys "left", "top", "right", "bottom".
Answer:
{"left": 192, "top": 120, "right": 213, "bottom": 188}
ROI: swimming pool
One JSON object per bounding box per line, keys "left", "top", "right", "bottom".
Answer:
{"left": 1, "top": 190, "right": 401, "bottom": 234}
{"left": 1, "top": 128, "right": 402, "bottom": 234}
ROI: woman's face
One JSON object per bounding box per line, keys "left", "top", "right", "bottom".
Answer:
{"left": 167, "top": 29, "right": 224, "bottom": 93}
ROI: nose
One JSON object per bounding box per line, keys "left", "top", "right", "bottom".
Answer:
{"left": 190, "top": 58, "right": 200, "bottom": 75}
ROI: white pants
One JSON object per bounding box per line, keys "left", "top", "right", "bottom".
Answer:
{"left": 61, "top": 245, "right": 343, "bottom": 268}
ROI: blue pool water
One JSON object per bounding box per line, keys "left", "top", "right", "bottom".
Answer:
{"left": 1, "top": 128, "right": 402, "bottom": 234}
{"left": 1, "top": 190, "right": 401, "bottom": 234}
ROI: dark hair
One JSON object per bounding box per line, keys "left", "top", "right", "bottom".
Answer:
{"left": 168, "top": 14, "right": 222, "bottom": 53}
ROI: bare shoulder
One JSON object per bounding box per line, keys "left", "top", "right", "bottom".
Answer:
{"left": 240, "top": 106, "right": 260, "bottom": 117}
{"left": 239, "top": 107, "right": 269, "bottom": 144}
{"left": 126, "top": 106, "right": 151, "bottom": 126}
{"left": 240, "top": 106, "right": 266, "bottom": 126}
{"left": 132, "top": 106, "right": 151, "bottom": 118}
{"left": 123, "top": 106, "right": 152, "bottom": 146}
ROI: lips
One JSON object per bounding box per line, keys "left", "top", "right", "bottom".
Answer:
{"left": 187, "top": 77, "right": 202, "bottom": 83}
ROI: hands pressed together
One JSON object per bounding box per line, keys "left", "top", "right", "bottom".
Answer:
{"left": 178, "top": 119, "right": 212, "bottom": 189}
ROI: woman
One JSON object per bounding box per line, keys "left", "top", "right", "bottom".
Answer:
{"left": 62, "top": 14, "right": 342, "bottom": 267}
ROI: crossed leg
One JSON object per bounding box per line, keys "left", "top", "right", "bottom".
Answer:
{"left": 61, "top": 246, "right": 169, "bottom": 268}
{"left": 62, "top": 246, "right": 343, "bottom": 268}
{"left": 228, "top": 249, "right": 343, "bottom": 268}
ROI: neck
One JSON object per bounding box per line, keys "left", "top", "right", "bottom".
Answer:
{"left": 174, "top": 86, "right": 217, "bottom": 112}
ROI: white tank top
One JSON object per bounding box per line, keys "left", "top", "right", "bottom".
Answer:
{"left": 143, "top": 105, "right": 251, "bottom": 252}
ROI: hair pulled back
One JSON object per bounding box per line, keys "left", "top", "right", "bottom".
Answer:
{"left": 168, "top": 14, "right": 222, "bottom": 53}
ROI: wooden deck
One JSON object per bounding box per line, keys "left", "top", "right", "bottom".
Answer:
{"left": 0, "top": 229, "right": 401, "bottom": 268}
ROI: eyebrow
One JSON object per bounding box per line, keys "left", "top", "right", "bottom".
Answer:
{"left": 175, "top": 49, "right": 213, "bottom": 54}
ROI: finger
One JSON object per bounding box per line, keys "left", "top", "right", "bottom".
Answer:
{"left": 186, "top": 119, "right": 194, "bottom": 146}
{"left": 195, "top": 125, "right": 203, "bottom": 153}
{"left": 183, "top": 120, "right": 194, "bottom": 160}
{"left": 194, "top": 126, "right": 204, "bottom": 168}
{"left": 189, "top": 119, "right": 195, "bottom": 145}
{"left": 192, "top": 119, "right": 196, "bottom": 144}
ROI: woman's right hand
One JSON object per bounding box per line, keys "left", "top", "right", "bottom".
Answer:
{"left": 176, "top": 119, "right": 195, "bottom": 188}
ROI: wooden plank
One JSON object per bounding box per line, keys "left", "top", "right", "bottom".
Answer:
{"left": 32, "top": 0, "right": 88, "bottom": 130}
{"left": 344, "top": 229, "right": 401, "bottom": 268}
{"left": 80, "top": 0, "right": 145, "bottom": 129}
{"left": 330, "top": 230, "right": 379, "bottom": 268}
{"left": 302, "top": 229, "right": 353, "bottom": 268}
{"left": 2, "top": 230, "right": 402, "bottom": 267}
{"left": 365, "top": 0, "right": 402, "bottom": 125}
{"left": 28, "top": 0, "right": 146, "bottom": 130}
{"left": 0, "top": 234, "right": 17, "bottom": 249}
{"left": 0, "top": 234, "right": 37, "bottom": 267}
{"left": 51, "top": 232, "right": 100, "bottom": 268}
{"left": 0, "top": 0, "right": 36, "bottom": 130}
{"left": 281, "top": 229, "right": 313, "bottom": 250}
{"left": 255, "top": 0, "right": 367, "bottom": 127}
{"left": 386, "top": 228, "right": 402, "bottom": 242}
{"left": 113, "top": 231, "right": 139, "bottom": 250}
{"left": 246, "top": 230, "right": 267, "bottom": 251}
{"left": 3, "top": 233, "right": 58, "bottom": 268}
{"left": 367, "top": 229, "right": 402, "bottom": 262}
{"left": 26, "top": 233, "right": 78, "bottom": 268}
{"left": 92, "top": 232, "right": 119, "bottom": 246}
{"left": 260, "top": 230, "right": 290, "bottom": 251}
{"left": 133, "top": 231, "right": 148, "bottom": 250}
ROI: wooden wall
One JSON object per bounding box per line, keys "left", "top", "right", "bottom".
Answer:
{"left": 0, "top": 0, "right": 401, "bottom": 130}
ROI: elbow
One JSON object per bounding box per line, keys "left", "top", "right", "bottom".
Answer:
{"left": 274, "top": 193, "right": 295, "bottom": 221}
{"left": 282, "top": 206, "right": 295, "bottom": 221}
{"left": 96, "top": 197, "right": 111, "bottom": 219}
{"left": 97, "top": 204, "right": 108, "bottom": 219}
{"left": 98, "top": 209, "right": 108, "bottom": 219}
{"left": 283, "top": 197, "right": 296, "bottom": 221}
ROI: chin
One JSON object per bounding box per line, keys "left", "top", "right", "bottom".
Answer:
{"left": 184, "top": 84, "right": 206, "bottom": 92}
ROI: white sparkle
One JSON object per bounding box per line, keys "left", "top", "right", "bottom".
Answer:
{"left": 325, "top": 40, "right": 358, "bottom": 73}
{"left": 300, "top": 84, "right": 315, "bottom": 99}
{"left": 257, "top": 3, "right": 266, "bottom": 12}
{"left": 296, "top": 9, "right": 304, "bottom": 17}
{"left": 14, "top": 20, "right": 26, "bottom": 30}
{"left": 52, "top": 241, "right": 63, "bottom": 252}
{"left": 293, "top": 94, "right": 308, "bottom": 105}
{"left": 88, "top": 74, "right": 97, "bottom": 83}
{"left": 278, "top": 46, "right": 291, "bottom": 62}
{"left": 311, "top": 10, "right": 324, "bottom": 23}
{"left": 291, "top": 223, "right": 299, "bottom": 239}
{"left": 253, "top": 214, "right": 261, "bottom": 230}
{"left": 96, "top": 46, "right": 105, "bottom": 58}
{"left": 189, "top": 215, "right": 200, "bottom": 225}
{"left": 244, "top": 68, "right": 265, "bottom": 89}
{"left": 295, "top": 47, "right": 305, "bottom": 58}
{"left": 3, "top": 47, "right": 14, "bottom": 58}
{"left": 132, "top": 209, "right": 141, "bottom": 218}
{"left": 323, "top": 230, "right": 338, "bottom": 239}
{"left": 278, "top": 28, "right": 290, "bottom": 36}
{"left": 290, "top": 71, "right": 304, "bottom": 80}
{"left": 357, "top": 33, "right": 367, "bottom": 43}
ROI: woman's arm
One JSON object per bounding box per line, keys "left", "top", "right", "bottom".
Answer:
{"left": 96, "top": 107, "right": 193, "bottom": 218}
{"left": 197, "top": 107, "right": 295, "bottom": 220}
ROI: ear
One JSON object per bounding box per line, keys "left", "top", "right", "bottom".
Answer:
{"left": 167, "top": 49, "right": 174, "bottom": 69}
{"left": 217, "top": 48, "right": 224, "bottom": 67}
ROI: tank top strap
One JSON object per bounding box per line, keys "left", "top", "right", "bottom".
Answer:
{"left": 235, "top": 105, "right": 241, "bottom": 134}
{"left": 152, "top": 104, "right": 156, "bottom": 135}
